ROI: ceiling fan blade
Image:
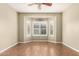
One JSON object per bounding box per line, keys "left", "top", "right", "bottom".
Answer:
{"left": 42, "top": 3, "right": 52, "bottom": 6}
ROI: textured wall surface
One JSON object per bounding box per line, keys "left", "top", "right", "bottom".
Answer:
{"left": 0, "top": 4, "right": 18, "bottom": 51}
{"left": 63, "top": 4, "right": 79, "bottom": 51}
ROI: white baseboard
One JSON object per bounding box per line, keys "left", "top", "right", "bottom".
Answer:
{"left": 55, "top": 42, "right": 62, "bottom": 43}
{"left": 32, "top": 40, "right": 48, "bottom": 42}
{"left": 19, "top": 40, "right": 62, "bottom": 43}
{"left": 48, "top": 40, "right": 62, "bottom": 43}
{"left": 63, "top": 42, "right": 79, "bottom": 52}
{"left": 18, "top": 41, "right": 32, "bottom": 43}
{"left": 0, "top": 43, "right": 18, "bottom": 53}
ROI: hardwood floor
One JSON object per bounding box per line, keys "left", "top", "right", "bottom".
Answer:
{"left": 0, "top": 42, "right": 79, "bottom": 56}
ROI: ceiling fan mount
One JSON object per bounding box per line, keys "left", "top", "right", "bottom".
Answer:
{"left": 28, "top": 3, "right": 52, "bottom": 10}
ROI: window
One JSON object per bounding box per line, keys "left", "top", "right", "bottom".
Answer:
{"left": 50, "top": 24, "right": 53, "bottom": 35}
{"left": 32, "top": 21, "right": 47, "bottom": 36}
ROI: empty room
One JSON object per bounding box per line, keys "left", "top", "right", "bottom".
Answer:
{"left": 0, "top": 3, "right": 79, "bottom": 56}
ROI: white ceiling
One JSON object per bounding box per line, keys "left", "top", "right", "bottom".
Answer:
{"left": 8, "top": 3, "right": 72, "bottom": 13}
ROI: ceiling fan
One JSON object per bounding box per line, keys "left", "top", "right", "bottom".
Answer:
{"left": 28, "top": 3, "right": 52, "bottom": 10}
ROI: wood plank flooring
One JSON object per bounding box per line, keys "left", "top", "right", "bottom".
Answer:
{"left": 0, "top": 42, "right": 79, "bottom": 56}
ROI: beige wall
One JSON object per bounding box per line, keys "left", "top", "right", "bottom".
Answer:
{"left": 63, "top": 4, "right": 79, "bottom": 51}
{"left": 0, "top": 4, "right": 18, "bottom": 51}
{"left": 18, "top": 13, "right": 62, "bottom": 42}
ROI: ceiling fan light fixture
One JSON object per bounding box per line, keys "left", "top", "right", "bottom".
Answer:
{"left": 28, "top": 3, "right": 53, "bottom": 10}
